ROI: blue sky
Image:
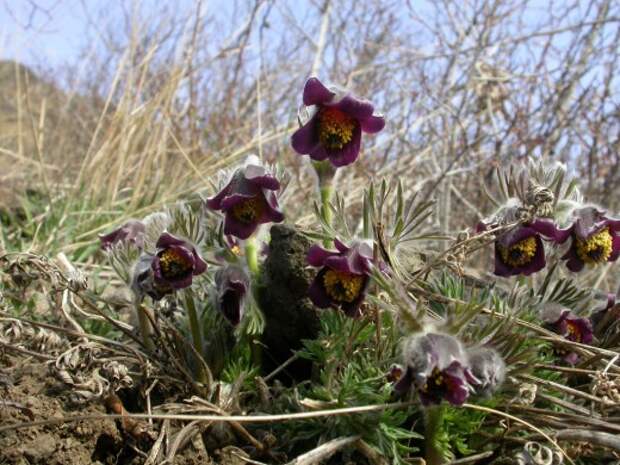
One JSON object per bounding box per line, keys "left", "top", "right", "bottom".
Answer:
{"left": 0, "top": 0, "right": 204, "bottom": 67}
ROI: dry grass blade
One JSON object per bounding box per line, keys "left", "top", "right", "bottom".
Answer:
{"left": 285, "top": 435, "right": 361, "bottom": 465}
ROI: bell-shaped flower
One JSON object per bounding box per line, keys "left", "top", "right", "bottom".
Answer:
{"left": 307, "top": 239, "right": 373, "bottom": 318}
{"left": 99, "top": 220, "right": 146, "bottom": 250}
{"left": 395, "top": 332, "right": 474, "bottom": 406}
{"left": 151, "top": 232, "right": 207, "bottom": 290}
{"left": 542, "top": 304, "right": 593, "bottom": 364}
{"left": 558, "top": 206, "right": 620, "bottom": 272}
{"left": 131, "top": 254, "right": 171, "bottom": 301}
{"left": 214, "top": 265, "right": 250, "bottom": 326}
{"left": 291, "top": 77, "right": 385, "bottom": 167}
{"left": 467, "top": 347, "right": 506, "bottom": 397}
{"left": 206, "top": 164, "right": 284, "bottom": 240}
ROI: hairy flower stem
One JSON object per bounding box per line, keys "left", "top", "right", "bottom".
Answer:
{"left": 312, "top": 160, "right": 336, "bottom": 247}
{"left": 135, "top": 301, "right": 154, "bottom": 352}
{"left": 245, "top": 237, "right": 260, "bottom": 277}
{"left": 184, "top": 292, "right": 207, "bottom": 385}
{"left": 320, "top": 184, "right": 333, "bottom": 228}
{"left": 244, "top": 237, "right": 263, "bottom": 366}
{"left": 424, "top": 406, "right": 446, "bottom": 465}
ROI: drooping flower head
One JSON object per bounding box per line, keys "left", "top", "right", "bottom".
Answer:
{"left": 542, "top": 304, "right": 593, "bottom": 364}
{"left": 478, "top": 207, "right": 561, "bottom": 277}
{"left": 395, "top": 332, "right": 474, "bottom": 406}
{"left": 214, "top": 265, "right": 250, "bottom": 326}
{"left": 151, "top": 232, "right": 207, "bottom": 291}
{"left": 131, "top": 253, "right": 171, "bottom": 301}
{"left": 558, "top": 207, "right": 620, "bottom": 272}
{"left": 99, "top": 219, "right": 146, "bottom": 250}
{"left": 590, "top": 292, "right": 618, "bottom": 335}
{"left": 291, "top": 77, "right": 385, "bottom": 167}
{"left": 467, "top": 347, "right": 506, "bottom": 398}
{"left": 307, "top": 239, "right": 373, "bottom": 318}
{"left": 206, "top": 163, "right": 284, "bottom": 240}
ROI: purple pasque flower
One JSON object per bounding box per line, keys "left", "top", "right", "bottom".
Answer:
{"left": 215, "top": 265, "right": 249, "bottom": 326}
{"left": 542, "top": 304, "right": 593, "bottom": 364}
{"left": 99, "top": 219, "right": 146, "bottom": 250}
{"left": 131, "top": 253, "right": 172, "bottom": 301}
{"left": 558, "top": 206, "right": 620, "bottom": 272}
{"left": 307, "top": 239, "right": 373, "bottom": 318}
{"left": 151, "top": 232, "right": 207, "bottom": 291}
{"left": 291, "top": 77, "right": 385, "bottom": 167}
{"left": 591, "top": 293, "right": 618, "bottom": 334}
{"left": 206, "top": 164, "right": 284, "bottom": 240}
{"left": 479, "top": 213, "right": 561, "bottom": 277}
{"left": 467, "top": 347, "right": 506, "bottom": 398}
{"left": 395, "top": 332, "right": 475, "bottom": 406}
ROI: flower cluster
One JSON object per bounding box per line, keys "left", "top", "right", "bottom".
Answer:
{"left": 480, "top": 205, "right": 620, "bottom": 277}
{"left": 393, "top": 333, "right": 505, "bottom": 406}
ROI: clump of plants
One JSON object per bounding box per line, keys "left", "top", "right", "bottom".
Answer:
{"left": 2, "top": 76, "right": 620, "bottom": 465}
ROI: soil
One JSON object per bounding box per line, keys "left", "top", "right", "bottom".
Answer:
{"left": 0, "top": 356, "right": 210, "bottom": 465}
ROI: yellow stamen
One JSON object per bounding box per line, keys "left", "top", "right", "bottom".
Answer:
{"left": 565, "top": 321, "right": 581, "bottom": 342}
{"left": 159, "top": 249, "right": 192, "bottom": 279}
{"left": 318, "top": 107, "right": 356, "bottom": 150}
{"left": 232, "top": 196, "right": 265, "bottom": 224}
{"left": 423, "top": 367, "right": 445, "bottom": 392}
{"left": 322, "top": 269, "right": 364, "bottom": 303}
{"left": 499, "top": 236, "right": 537, "bottom": 267}
{"left": 575, "top": 227, "right": 612, "bottom": 264}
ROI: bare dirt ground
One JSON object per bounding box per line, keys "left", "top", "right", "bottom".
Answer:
{"left": 0, "top": 355, "right": 216, "bottom": 465}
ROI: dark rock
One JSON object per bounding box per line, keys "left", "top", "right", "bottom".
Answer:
{"left": 258, "top": 224, "right": 321, "bottom": 381}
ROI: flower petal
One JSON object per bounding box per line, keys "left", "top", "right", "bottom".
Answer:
{"left": 206, "top": 178, "right": 234, "bottom": 210}
{"left": 156, "top": 232, "right": 188, "bottom": 249}
{"left": 309, "top": 144, "right": 329, "bottom": 161}
{"left": 442, "top": 362, "right": 470, "bottom": 406}
{"left": 333, "top": 95, "right": 374, "bottom": 120}
{"left": 193, "top": 251, "right": 207, "bottom": 275}
{"left": 360, "top": 114, "right": 385, "bottom": 134}
{"left": 220, "top": 193, "right": 257, "bottom": 210}
{"left": 308, "top": 270, "right": 332, "bottom": 308}
{"left": 393, "top": 367, "right": 413, "bottom": 396}
{"left": 529, "top": 219, "right": 563, "bottom": 241}
{"left": 307, "top": 244, "right": 339, "bottom": 267}
{"left": 244, "top": 164, "right": 280, "bottom": 190}
{"left": 493, "top": 248, "right": 514, "bottom": 277}
{"left": 168, "top": 273, "right": 194, "bottom": 290}
{"left": 327, "top": 125, "right": 362, "bottom": 167}
{"left": 334, "top": 239, "right": 349, "bottom": 253}
{"left": 303, "top": 78, "right": 336, "bottom": 106}
{"left": 223, "top": 213, "right": 258, "bottom": 240}
{"left": 291, "top": 115, "right": 320, "bottom": 155}
{"left": 562, "top": 244, "right": 585, "bottom": 272}
{"left": 261, "top": 191, "right": 285, "bottom": 224}
{"left": 99, "top": 219, "right": 145, "bottom": 250}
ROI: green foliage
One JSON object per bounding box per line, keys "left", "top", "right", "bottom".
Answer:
{"left": 287, "top": 310, "right": 421, "bottom": 463}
